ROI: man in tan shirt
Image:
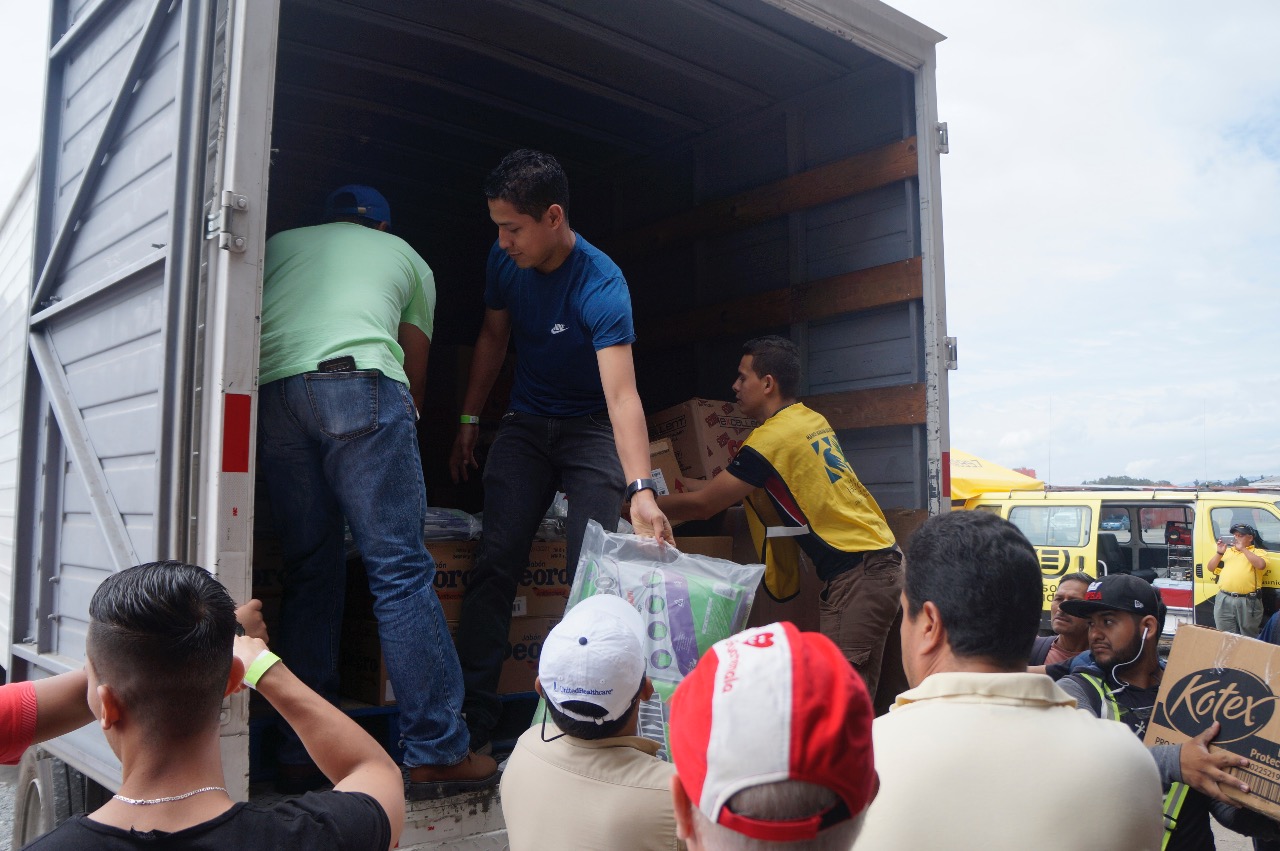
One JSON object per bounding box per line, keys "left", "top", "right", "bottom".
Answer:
{"left": 859, "top": 511, "right": 1163, "bottom": 850}
{"left": 500, "top": 594, "right": 680, "bottom": 851}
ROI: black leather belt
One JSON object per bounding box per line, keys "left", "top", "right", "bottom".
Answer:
{"left": 1219, "top": 590, "right": 1257, "bottom": 598}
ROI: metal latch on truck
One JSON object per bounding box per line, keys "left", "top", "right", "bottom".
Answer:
{"left": 210, "top": 189, "right": 249, "bottom": 253}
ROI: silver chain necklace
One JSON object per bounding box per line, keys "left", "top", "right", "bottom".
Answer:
{"left": 112, "top": 786, "right": 228, "bottom": 806}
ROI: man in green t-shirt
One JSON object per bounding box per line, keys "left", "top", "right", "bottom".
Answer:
{"left": 257, "top": 186, "right": 496, "bottom": 799}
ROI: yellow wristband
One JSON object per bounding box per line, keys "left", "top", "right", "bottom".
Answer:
{"left": 243, "top": 650, "right": 281, "bottom": 690}
{"left": 459, "top": 414, "right": 480, "bottom": 425}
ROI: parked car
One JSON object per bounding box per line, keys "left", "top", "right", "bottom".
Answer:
{"left": 1101, "top": 514, "right": 1131, "bottom": 531}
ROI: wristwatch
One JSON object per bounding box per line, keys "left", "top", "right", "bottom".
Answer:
{"left": 625, "top": 478, "right": 658, "bottom": 500}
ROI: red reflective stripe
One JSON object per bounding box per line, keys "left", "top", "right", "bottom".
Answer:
{"left": 942, "top": 450, "right": 951, "bottom": 498}
{"left": 222, "top": 393, "right": 252, "bottom": 473}
{"left": 764, "top": 478, "right": 806, "bottom": 526}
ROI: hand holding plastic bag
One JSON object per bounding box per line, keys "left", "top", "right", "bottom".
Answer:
{"left": 549, "top": 520, "right": 766, "bottom": 758}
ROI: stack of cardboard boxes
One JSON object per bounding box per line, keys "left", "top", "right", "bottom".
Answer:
{"left": 340, "top": 540, "right": 571, "bottom": 706}
{"left": 646, "top": 398, "right": 758, "bottom": 483}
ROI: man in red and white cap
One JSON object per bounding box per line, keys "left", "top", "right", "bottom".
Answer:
{"left": 500, "top": 594, "right": 678, "bottom": 851}
{"left": 668, "top": 621, "right": 877, "bottom": 850}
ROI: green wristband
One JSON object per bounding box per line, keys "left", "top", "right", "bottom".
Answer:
{"left": 243, "top": 650, "right": 281, "bottom": 690}
{"left": 459, "top": 414, "right": 480, "bottom": 425}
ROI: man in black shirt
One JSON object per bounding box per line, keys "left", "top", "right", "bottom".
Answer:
{"left": 1060, "top": 574, "right": 1280, "bottom": 851}
{"left": 23, "top": 561, "right": 402, "bottom": 850}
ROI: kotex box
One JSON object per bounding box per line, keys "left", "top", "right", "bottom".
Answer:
{"left": 1144, "top": 626, "right": 1280, "bottom": 820}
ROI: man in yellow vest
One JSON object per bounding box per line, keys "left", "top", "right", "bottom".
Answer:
{"left": 654, "top": 335, "right": 902, "bottom": 704}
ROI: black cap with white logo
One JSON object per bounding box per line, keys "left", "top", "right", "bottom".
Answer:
{"left": 1060, "top": 573, "right": 1165, "bottom": 620}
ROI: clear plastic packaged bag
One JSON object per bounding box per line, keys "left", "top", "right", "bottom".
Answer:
{"left": 536, "top": 520, "right": 765, "bottom": 758}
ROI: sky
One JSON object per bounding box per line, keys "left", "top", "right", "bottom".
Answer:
{"left": 885, "top": 0, "right": 1280, "bottom": 485}
{"left": 0, "top": 3, "right": 47, "bottom": 206}
{"left": 0, "top": 2, "right": 1275, "bottom": 486}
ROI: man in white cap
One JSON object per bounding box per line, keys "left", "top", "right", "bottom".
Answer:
{"left": 500, "top": 594, "right": 680, "bottom": 851}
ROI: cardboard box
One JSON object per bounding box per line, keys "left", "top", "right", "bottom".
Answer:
{"left": 521, "top": 540, "right": 571, "bottom": 617}
{"left": 1144, "top": 626, "right": 1280, "bottom": 819}
{"left": 648, "top": 438, "right": 706, "bottom": 496}
{"left": 347, "top": 544, "right": 479, "bottom": 622}
{"left": 347, "top": 539, "right": 568, "bottom": 622}
{"left": 649, "top": 439, "right": 684, "bottom": 496}
{"left": 497, "top": 617, "right": 559, "bottom": 695}
{"left": 646, "top": 398, "right": 757, "bottom": 480}
{"left": 425, "top": 541, "right": 480, "bottom": 620}
{"left": 676, "top": 536, "right": 735, "bottom": 561}
{"left": 340, "top": 615, "right": 562, "bottom": 704}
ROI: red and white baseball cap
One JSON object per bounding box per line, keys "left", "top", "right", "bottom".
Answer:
{"left": 669, "top": 622, "right": 877, "bottom": 842}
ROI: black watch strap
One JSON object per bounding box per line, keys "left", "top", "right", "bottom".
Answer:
{"left": 626, "top": 478, "right": 658, "bottom": 500}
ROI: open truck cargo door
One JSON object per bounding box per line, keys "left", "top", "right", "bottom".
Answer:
{"left": 11, "top": 0, "right": 278, "bottom": 798}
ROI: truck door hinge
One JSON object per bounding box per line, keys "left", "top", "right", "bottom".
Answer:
{"left": 944, "top": 336, "right": 958, "bottom": 370}
{"left": 210, "top": 189, "right": 249, "bottom": 253}
{"left": 936, "top": 122, "right": 949, "bottom": 154}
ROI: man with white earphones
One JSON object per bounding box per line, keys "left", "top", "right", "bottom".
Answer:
{"left": 1060, "top": 574, "right": 1280, "bottom": 850}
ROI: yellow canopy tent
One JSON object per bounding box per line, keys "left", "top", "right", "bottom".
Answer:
{"left": 950, "top": 449, "right": 1044, "bottom": 502}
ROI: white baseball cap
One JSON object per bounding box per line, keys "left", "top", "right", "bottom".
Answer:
{"left": 539, "top": 594, "right": 647, "bottom": 724}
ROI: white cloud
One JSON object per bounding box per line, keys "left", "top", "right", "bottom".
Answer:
{"left": 0, "top": 3, "right": 49, "bottom": 205}
{"left": 893, "top": 0, "right": 1280, "bottom": 484}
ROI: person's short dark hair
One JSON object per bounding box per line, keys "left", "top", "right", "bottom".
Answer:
{"left": 483, "top": 149, "right": 570, "bottom": 221}
{"left": 742, "top": 335, "right": 801, "bottom": 399}
{"left": 905, "top": 511, "right": 1043, "bottom": 669}
{"left": 87, "top": 561, "right": 237, "bottom": 740}
{"left": 1060, "top": 571, "right": 1093, "bottom": 588}
{"left": 544, "top": 680, "right": 644, "bottom": 740}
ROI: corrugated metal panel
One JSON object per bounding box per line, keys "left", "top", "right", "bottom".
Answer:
{"left": 807, "top": 303, "right": 922, "bottom": 393}
{"left": 0, "top": 165, "right": 36, "bottom": 652}
{"left": 839, "top": 424, "right": 926, "bottom": 510}
{"left": 801, "top": 64, "right": 911, "bottom": 169}
{"left": 14, "top": 0, "right": 230, "bottom": 790}
{"left": 701, "top": 219, "right": 790, "bottom": 301}
{"left": 804, "top": 183, "right": 912, "bottom": 280}
{"left": 697, "top": 114, "right": 789, "bottom": 200}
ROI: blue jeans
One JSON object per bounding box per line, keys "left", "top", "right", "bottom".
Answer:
{"left": 257, "top": 371, "right": 468, "bottom": 767}
{"left": 455, "top": 410, "right": 624, "bottom": 742}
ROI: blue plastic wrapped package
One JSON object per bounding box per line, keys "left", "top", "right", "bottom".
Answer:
{"left": 422, "top": 508, "right": 482, "bottom": 541}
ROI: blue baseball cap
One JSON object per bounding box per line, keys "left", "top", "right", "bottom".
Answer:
{"left": 324, "top": 185, "right": 390, "bottom": 226}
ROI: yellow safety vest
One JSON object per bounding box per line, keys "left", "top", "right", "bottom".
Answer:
{"left": 740, "top": 404, "right": 894, "bottom": 600}
{"left": 1079, "top": 673, "right": 1188, "bottom": 849}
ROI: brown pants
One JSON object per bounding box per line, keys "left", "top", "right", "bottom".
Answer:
{"left": 819, "top": 550, "right": 905, "bottom": 710}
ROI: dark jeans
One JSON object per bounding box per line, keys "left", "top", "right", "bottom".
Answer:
{"left": 257, "top": 372, "right": 468, "bottom": 767}
{"left": 455, "top": 410, "right": 624, "bottom": 742}
{"left": 818, "top": 549, "right": 904, "bottom": 706}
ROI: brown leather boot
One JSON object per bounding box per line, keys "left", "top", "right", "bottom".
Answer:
{"left": 404, "top": 751, "right": 500, "bottom": 801}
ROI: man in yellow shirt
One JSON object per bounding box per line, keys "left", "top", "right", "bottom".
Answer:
{"left": 1209, "top": 523, "right": 1270, "bottom": 635}
{"left": 655, "top": 336, "right": 901, "bottom": 705}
